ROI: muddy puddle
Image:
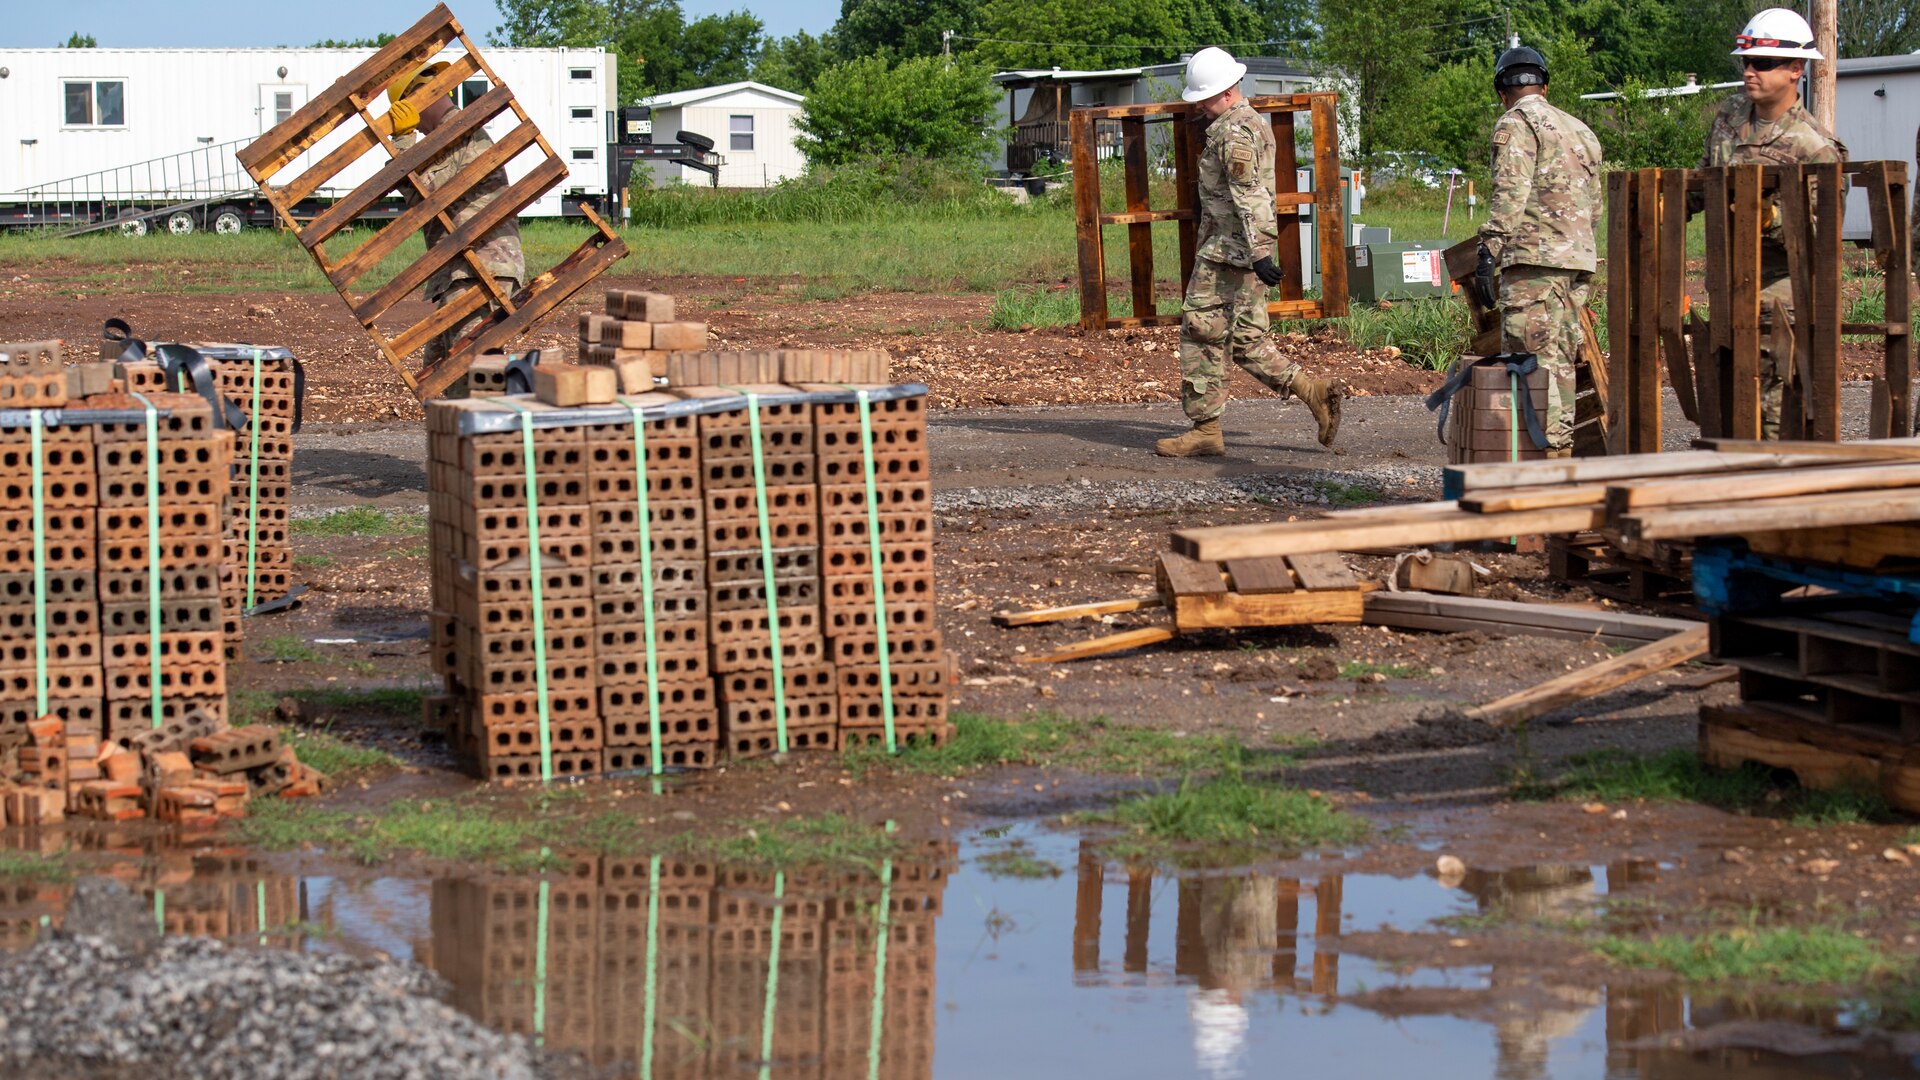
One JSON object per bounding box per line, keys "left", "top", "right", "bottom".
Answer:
{"left": 3, "top": 824, "right": 1912, "bottom": 1078}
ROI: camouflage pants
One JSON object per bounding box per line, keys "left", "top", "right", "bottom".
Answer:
{"left": 424, "top": 276, "right": 523, "bottom": 371}
{"left": 1498, "top": 265, "right": 1590, "bottom": 451}
{"left": 1178, "top": 257, "right": 1300, "bottom": 423}
{"left": 1758, "top": 276, "right": 1793, "bottom": 440}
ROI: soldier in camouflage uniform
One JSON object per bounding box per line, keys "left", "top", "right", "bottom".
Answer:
{"left": 1696, "top": 8, "right": 1844, "bottom": 438}
{"left": 1475, "top": 46, "right": 1602, "bottom": 459}
{"left": 1156, "top": 47, "right": 1343, "bottom": 457}
{"left": 386, "top": 63, "right": 527, "bottom": 371}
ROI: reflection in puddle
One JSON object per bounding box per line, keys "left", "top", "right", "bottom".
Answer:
{"left": 1, "top": 826, "right": 1910, "bottom": 1078}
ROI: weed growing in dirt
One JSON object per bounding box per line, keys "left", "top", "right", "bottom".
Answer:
{"left": 280, "top": 726, "right": 398, "bottom": 775}
{"left": 254, "top": 635, "right": 323, "bottom": 663}
{"left": 293, "top": 554, "right": 333, "bottom": 568}
{"left": 1316, "top": 298, "right": 1475, "bottom": 370}
{"left": 1310, "top": 479, "right": 1381, "bottom": 506}
{"left": 291, "top": 507, "right": 427, "bottom": 538}
{"left": 1338, "top": 661, "right": 1430, "bottom": 680}
{"left": 1844, "top": 288, "right": 1886, "bottom": 339}
{"left": 231, "top": 686, "right": 428, "bottom": 728}
{"left": 1086, "top": 773, "right": 1368, "bottom": 853}
{"left": 984, "top": 285, "right": 1180, "bottom": 329}
{"left": 975, "top": 840, "right": 1062, "bottom": 879}
{"left": 0, "top": 849, "right": 72, "bottom": 883}
{"left": 1546, "top": 748, "right": 1899, "bottom": 825}
{"left": 236, "top": 797, "right": 563, "bottom": 869}
{"left": 1596, "top": 924, "right": 1907, "bottom": 986}
{"left": 673, "top": 815, "right": 905, "bottom": 869}
{"left": 847, "top": 711, "right": 1285, "bottom": 777}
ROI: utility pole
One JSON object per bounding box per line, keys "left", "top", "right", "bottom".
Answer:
{"left": 1809, "top": 0, "right": 1836, "bottom": 132}
{"left": 942, "top": 29, "right": 952, "bottom": 58}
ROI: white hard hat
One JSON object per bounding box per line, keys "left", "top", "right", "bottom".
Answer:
{"left": 1183, "top": 47, "right": 1247, "bottom": 102}
{"left": 1732, "top": 8, "right": 1822, "bottom": 59}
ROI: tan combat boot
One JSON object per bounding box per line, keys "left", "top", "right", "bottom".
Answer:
{"left": 1155, "top": 419, "right": 1225, "bottom": 457}
{"left": 1545, "top": 448, "right": 1573, "bottom": 459}
{"left": 1290, "top": 375, "right": 1345, "bottom": 447}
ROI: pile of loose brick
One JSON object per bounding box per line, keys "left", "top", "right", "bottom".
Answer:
{"left": 430, "top": 846, "right": 950, "bottom": 1076}
{"left": 425, "top": 291, "right": 951, "bottom": 781}
{"left": 0, "top": 343, "right": 325, "bottom": 825}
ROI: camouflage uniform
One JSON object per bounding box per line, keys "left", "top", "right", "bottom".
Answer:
{"left": 1479, "top": 93, "right": 1602, "bottom": 451}
{"left": 408, "top": 128, "right": 527, "bottom": 369}
{"left": 1699, "top": 93, "right": 1846, "bottom": 437}
{"left": 1179, "top": 100, "right": 1298, "bottom": 423}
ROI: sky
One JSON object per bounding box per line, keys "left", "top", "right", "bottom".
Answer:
{"left": 3, "top": 0, "right": 838, "bottom": 48}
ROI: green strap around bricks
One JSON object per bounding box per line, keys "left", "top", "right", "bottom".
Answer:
{"left": 850, "top": 388, "right": 897, "bottom": 752}
{"left": 244, "top": 349, "right": 265, "bottom": 612}
{"left": 719, "top": 387, "right": 789, "bottom": 754}
{"left": 27, "top": 413, "right": 48, "bottom": 717}
{"left": 617, "top": 397, "right": 667, "bottom": 780}
{"left": 128, "top": 392, "right": 164, "bottom": 729}
{"left": 492, "top": 398, "right": 554, "bottom": 782}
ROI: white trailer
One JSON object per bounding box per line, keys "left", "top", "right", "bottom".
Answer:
{"left": 0, "top": 45, "right": 616, "bottom": 233}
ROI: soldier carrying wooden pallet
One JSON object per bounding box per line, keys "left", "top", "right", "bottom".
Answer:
{"left": 1155, "top": 47, "right": 1344, "bottom": 458}
{"left": 1690, "top": 8, "right": 1845, "bottom": 439}
{"left": 386, "top": 61, "right": 527, "bottom": 369}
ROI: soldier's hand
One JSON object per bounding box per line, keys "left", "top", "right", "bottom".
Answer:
{"left": 1252, "top": 256, "right": 1284, "bottom": 287}
{"left": 1474, "top": 244, "right": 1498, "bottom": 310}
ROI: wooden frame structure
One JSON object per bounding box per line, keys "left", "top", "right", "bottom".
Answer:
{"left": 1070, "top": 93, "right": 1348, "bottom": 332}
{"left": 235, "top": 4, "right": 627, "bottom": 400}
{"left": 1605, "top": 161, "right": 1912, "bottom": 451}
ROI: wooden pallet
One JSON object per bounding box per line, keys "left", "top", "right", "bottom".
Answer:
{"left": 1713, "top": 604, "right": 1920, "bottom": 737}
{"left": 1069, "top": 93, "right": 1347, "bottom": 332}
{"left": 1701, "top": 702, "right": 1920, "bottom": 813}
{"left": 235, "top": 3, "right": 626, "bottom": 400}
{"left": 1547, "top": 533, "right": 1694, "bottom": 610}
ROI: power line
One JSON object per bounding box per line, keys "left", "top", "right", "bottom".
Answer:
{"left": 947, "top": 33, "right": 1317, "bottom": 52}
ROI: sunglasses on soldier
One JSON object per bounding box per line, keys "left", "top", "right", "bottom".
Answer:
{"left": 1739, "top": 56, "right": 1791, "bottom": 71}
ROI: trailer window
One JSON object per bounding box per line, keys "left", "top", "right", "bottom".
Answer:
{"left": 460, "top": 79, "right": 490, "bottom": 107}
{"left": 729, "top": 114, "right": 753, "bottom": 152}
{"left": 64, "top": 79, "right": 126, "bottom": 126}
{"left": 273, "top": 92, "right": 294, "bottom": 125}
{"left": 572, "top": 148, "right": 595, "bottom": 161}
{"left": 571, "top": 107, "right": 594, "bottom": 119}
{"left": 569, "top": 68, "right": 594, "bottom": 80}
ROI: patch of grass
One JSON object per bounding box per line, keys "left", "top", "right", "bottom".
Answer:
{"left": 253, "top": 634, "right": 323, "bottom": 663}
{"left": 387, "top": 542, "right": 431, "bottom": 559}
{"left": 1596, "top": 924, "right": 1907, "bottom": 986}
{"left": 846, "top": 711, "right": 1277, "bottom": 777}
{"left": 1310, "top": 479, "right": 1380, "bottom": 507}
{"left": 1547, "top": 748, "right": 1899, "bottom": 825}
{"left": 984, "top": 285, "right": 1181, "bottom": 329}
{"left": 235, "top": 797, "right": 562, "bottom": 869}
{"left": 1283, "top": 296, "right": 1473, "bottom": 371}
{"left": 279, "top": 726, "right": 398, "bottom": 775}
{"left": 291, "top": 506, "right": 427, "bottom": 538}
{"left": 1338, "top": 660, "right": 1430, "bottom": 680}
{"left": 230, "top": 686, "right": 428, "bottom": 729}
{"left": 975, "top": 840, "right": 1062, "bottom": 879}
{"left": 293, "top": 553, "right": 333, "bottom": 568}
{"left": 1086, "top": 773, "right": 1368, "bottom": 852}
{"left": 671, "top": 814, "right": 905, "bottom": 869}
{"left": 1844, "top": 288, "right": 1887, "bottom": 340}
{"left": 0, "top": 849, "right": 72, "bottom": 883}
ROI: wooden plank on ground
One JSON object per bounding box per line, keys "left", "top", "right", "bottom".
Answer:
{"left": 1465, "top": 626, "right": 1708, "bottom": 727}
{"left": 1157, "top": 552, "right": 1227, "bottom": 596}
{"left": 1225, "top": 558, "right": 1296, "bottom": 594}
{"left": 1023, "top": 626, "right": 1176, "bottom": 664}
{"left": 1285, "top": 552, "right": 1355, "bottom": 591}
{"left": 992, "top": 596, "right": 1163, "bottom": 627}
{"left": 1363, "top": 593, "right": 1696, "bottom": 644}
{"left": 1171, "top": 506, "right": 1604, "bottom": 562}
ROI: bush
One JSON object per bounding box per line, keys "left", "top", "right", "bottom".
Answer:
{"left": 627, "top": 157, "right": 1021, "bottom": 227}
{"left": 796, "top": 55, "right": 1003, "bottom": 167}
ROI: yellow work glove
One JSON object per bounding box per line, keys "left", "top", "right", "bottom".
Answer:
{"left": 388, "top": 98, "right": 420, "bottom": 136}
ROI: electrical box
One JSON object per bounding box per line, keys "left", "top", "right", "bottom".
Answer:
{"left": 1345, "top": 241, "right": 1452, "bottom": 304}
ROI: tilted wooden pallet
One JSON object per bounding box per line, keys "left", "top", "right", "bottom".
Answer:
{"left": 235, "top": 3, "right": 626, "bottom": 400}
{"left": 1069, "top": 93, "right": 1348, "bottom": 332}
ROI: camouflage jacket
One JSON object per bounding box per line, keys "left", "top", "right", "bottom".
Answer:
{"left": 407, "top": 127, "right": 526, "bottom": 302}
{"left": 1195, "top": 100, "right": 1279, "bottom": 267}
{"left": 1479, "top": 94, "right": 1602, "bottom": 273}
{"left": 1700, "top": 94, "right": 1845, "bottom": 282}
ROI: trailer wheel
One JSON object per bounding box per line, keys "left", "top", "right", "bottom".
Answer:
{"left": 117, "top": 217, "right": 149, "bottom": 238}
{"left": 210, "top": 206, "right": 246, "bottom": 235}
{"left": 166, "top": 211, "right": 197, "bottom": 235}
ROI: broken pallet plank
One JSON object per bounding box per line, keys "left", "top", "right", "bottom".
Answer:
{"left": 1022, "top": 626, "right": 1177, "bottom": 664}
{"left": 991, "top": 597, "right": 1164, "bottom": 627}
{"left": 1464, "top": 625, "right": 1709, "bottom": 727}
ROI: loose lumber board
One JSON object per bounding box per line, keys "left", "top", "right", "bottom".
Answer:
{"left": 1604, "top": 462, "right": 1920, "bottom": 514}
{"left": 1741, "top": 523, "right": 1920, "bottom": 572}
{"left": 1443, "top": 440, "right": 1920, "bottom": 499}
{"left": 992, "top": 597, "right": 1163, "bottom": 627}
{"left": 1618, "top": 489, "right": 1920, "bottom": 543}
{"left": 1363, "top": 593, "right": 1696, "bottom": 645}
{"left": 1465, "top": 626, "right": 1708, "bottom": 727}
{"left": 1697, "top": 438, "right": 1920, "bottom": 461}
{"left": 1171, "top": 505, "right": 1603, "bottom": 562}
{"left": 1022, "top": 626, "right": 1176, "bottom": 664}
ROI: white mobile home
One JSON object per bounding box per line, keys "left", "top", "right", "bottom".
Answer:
{"left": 638, "top": 81, "right": 804, "bottom": 188}
{"left": 0, "top": 45, "right": 616, "bottom": 231}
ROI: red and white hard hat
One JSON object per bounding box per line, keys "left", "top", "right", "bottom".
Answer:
{"left": 1183, "top": 47, "right": 1248, "bottom": 102}
{"left": 1732, "top": 8, "right": 1822, "bottom": 59}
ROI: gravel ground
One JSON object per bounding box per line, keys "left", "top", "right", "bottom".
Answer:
{"left": 0, "top": 881, "right": 553, "bottom": 1080}
{"left": 933, "top": 463, "right": 1441, "bottom": 513}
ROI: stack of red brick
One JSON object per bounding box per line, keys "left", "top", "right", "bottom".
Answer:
{"left": 425, "top": 292, "right": 953, "bottom": 781}
{"left": 205, "top": 346, "right": 301, "bottom": 646}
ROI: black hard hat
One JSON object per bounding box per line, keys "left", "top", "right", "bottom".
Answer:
{"left": 1494, "top": 45, "right": 1549, "bottom": 89}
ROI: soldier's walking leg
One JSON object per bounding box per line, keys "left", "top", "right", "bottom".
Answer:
{"left": 1499, "top": 266, "right": 1576, "bottom": 455}
{"left": 1159, "top": 258, "right": 1231, "bottom": 457}
{"left": 1223, "top": 263, "right": 1344, "bottom": 447}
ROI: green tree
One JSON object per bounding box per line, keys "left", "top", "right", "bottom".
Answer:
{"left": 833, "top": 0, "right": 980, "bottom": 60}
{"left": 491, "top": 0, "right": 765, "bottom": 102}
{"left": 1586, "top": 80, "right": 1723, "bottom": 168}
{"left": 311, "top": 33, "right": 399, "bottom": 47}
{"left": 1377, "top": 55, "right": 1499, "bottom": 175}
{"left": 1839, "top": 0, "right": 1920, "bottom": 57}
{"left": 796, "top": 55, "right": 1002, "bottom": 165}
{"left": 62, "top": 32, "right": 97, "bottom": 47}
{"left": 973, "top": 0, "right": 1182, "bottom": 68}
{"left": 754, "top": 30, "right": 842, "bottom": 93}
{"left": 1316, "top": 0, "right": 1437, "bottom": 164}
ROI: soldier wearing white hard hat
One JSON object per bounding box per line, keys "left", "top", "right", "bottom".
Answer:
{"left": 1690, "top": 6, "right": 1845, "bottom": 439}
{"left": 1155, "top": 47, "right": 1343, "bottom": 457}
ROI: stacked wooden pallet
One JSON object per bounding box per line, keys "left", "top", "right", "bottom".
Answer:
{"left": 425, "top": 326, "right": 951, "bottom": 781}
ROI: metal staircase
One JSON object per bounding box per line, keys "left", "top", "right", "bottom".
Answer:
{"left": 20, "top": 138, "right": 257, "bottom": 237}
